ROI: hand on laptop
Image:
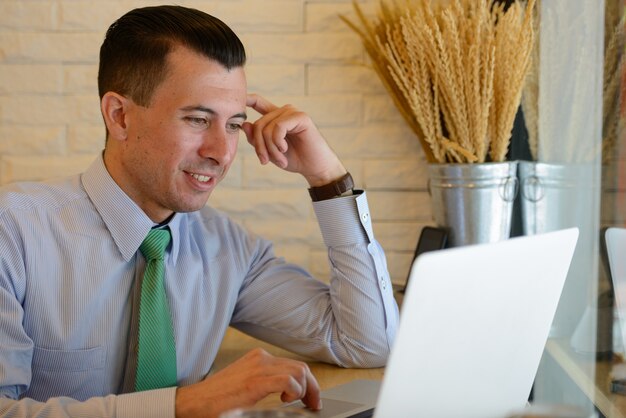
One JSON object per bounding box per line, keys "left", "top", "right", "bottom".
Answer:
{"left": 175, "top": 348, "right": 322, "bottom": 418}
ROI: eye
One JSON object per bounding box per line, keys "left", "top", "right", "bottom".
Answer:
{"left": 184, "top": 116, "right": 208, "bottom": 127}
{"left": 227, "top": 123, "right": 242, "bottom": 133}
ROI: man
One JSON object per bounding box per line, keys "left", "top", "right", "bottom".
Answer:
{"left": 0, "top": 5, "right": 399, "bottom": 418}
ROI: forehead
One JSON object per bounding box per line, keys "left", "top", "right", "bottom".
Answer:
{"left": 152, "top": 46, "right": 247, "bottom": 110}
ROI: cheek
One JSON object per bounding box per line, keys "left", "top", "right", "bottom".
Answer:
{"left": 230, "top": 136, "right": 239, "bottom": 154}
{"left": 226, "top": 137, "right": 239, "bottom": 165}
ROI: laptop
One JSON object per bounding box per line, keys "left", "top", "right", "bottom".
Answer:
{"left": 606, "top": 227, "right": 626, "bottom": 351}
{"left": 290, "top": 228, "right": 579, "bottom": 418}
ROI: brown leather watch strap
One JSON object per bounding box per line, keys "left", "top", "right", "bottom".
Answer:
{"left": 308, "top": 172, "right": 354, "bottom": 202}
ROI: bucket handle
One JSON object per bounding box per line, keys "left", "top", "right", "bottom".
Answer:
{"left": 499, "top": 176, "right": 519, "bottom": 202}
{"left": 521, "top": 175, "right": 544, "bottom": 202}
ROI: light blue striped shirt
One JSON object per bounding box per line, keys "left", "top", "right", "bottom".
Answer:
{"left": 0, "top": 156, "right": 399, "bottom": 418}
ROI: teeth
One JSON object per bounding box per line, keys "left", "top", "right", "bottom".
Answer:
{"left": 191, "top": 173, "right": 211, "bottom": 183}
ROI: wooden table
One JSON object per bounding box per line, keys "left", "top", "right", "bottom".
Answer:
{"left": 214, "top": 329, "right": 626, "bottom": 415}
{"left": 213, "top": 327, "right": 385, "bottom": 407}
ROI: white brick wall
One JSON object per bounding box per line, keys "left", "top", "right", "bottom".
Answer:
{"left": 0, "top": 0, "right": 433, "bottom": 285}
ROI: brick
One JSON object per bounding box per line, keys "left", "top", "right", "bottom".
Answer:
{"left": 241, "top": 33, "right": 362, "bottom": 65}
{"left": 241, "top": 152, "right": 362, "bottom": 185}
{"left": 372, "top": 221, "right": 428, "bottom": 252}
{"left": 242, "top": 155, "right": 308, "bottom": 188}
{"left": 363, "top": 94, "right": 407, "bottom": 124}
{"left": 0, "top": 33, "right": 101, "bottom": 63}
{"left": 208, "top": 188, "right": 311, "bottom": 221}
{"left": 246, "top": 64, "right": 305, "bottom": 96}
{"left": 0, "top": 95, "right": 101, "bottom": 125}
{"left": 63, "top": 65, "right": 98, "bottom": 94}
{"left": 211, "top": 1, "right": 303, "bottom": 33}
{"left": 367, "top": 190, "right": 433, "bottom": 221}
{"left": 268, "top": 243, "right": 312, "bottom": 271}
{"left": 327, "top": 159, "right": 365, "bottom": 187}
{"left": 59, "top": 1, "right": 138, "bottom": 32}
{"left": 67, "top": 125, "right": 105, "bottom": 154}
{"left": 308, "top": 64, "right": 384, "bottom": 95}
{"left": 271, "top": 95, "right": 361, "bottom": 128}
{"left": 322, "top": 125, "right": 422, "bottom": 159}
{"left": 0, "top": 64, "right": 63, "bottom": 94}
{"left": 384, "top": 250, "right": 415, "bottom": 285}
{"left": 0, "top": 126, "right": 66, "bottom": 155}
{"left": 236, "top": 134, "right": 257, "bottom": 157}
{"left": 244, "top": 219, "right": 323, "bottom": 249}
{"left": 0, "top": 96, "right": 60, "bottom": 125}
{"left": 1, "top": 154, "right": 96, "bottom": 184}
{"left": 0, "top": 2, "right": 58, "bottom": 31}
{"left": 363, "top": 157, "right": 430, "bottom": 190}
{"left": 305, "top": 3, "right": 357, "bottom": 33}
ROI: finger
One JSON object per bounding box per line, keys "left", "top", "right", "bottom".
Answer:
{"left": 246, "top": 110, "right": 292, "bottom": 168}
{"left": 247, "top": 93, "right": 279, "bottom": 116}
{"left": 266, "top": 144, "right": 288, "bottom": 169}
{"left": 267, "top": 375, "right": 305, "bottom": 404}
{"left": 241, "top": 121, "right": 253, "bottom": 142}
{"left": 299, "top": 366, "right": 322, "bottom": 411}
{"left": 242, "top": 121, "right": 270, "bottom": 165}
{"left": 261, "top": 123, "right": 289, "bottom": 169}
{"left": 275, "top": 362, "right": 320, "bottom": 411}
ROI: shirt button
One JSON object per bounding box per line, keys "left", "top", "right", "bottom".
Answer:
{"left": 380, "top": 276, "right": 386, "bottom": 290}
{"left": 361, "top": 212, "right": 370, "bottom": 222}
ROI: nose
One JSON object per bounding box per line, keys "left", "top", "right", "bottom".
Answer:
{"left": 199, "top": 126, "right": 236, "bottom": 166}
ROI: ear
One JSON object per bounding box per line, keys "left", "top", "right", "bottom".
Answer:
{"left": 101, "top": 92, "right": 131, "bottom": 142}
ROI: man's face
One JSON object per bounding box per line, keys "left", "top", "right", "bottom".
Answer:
{"left": 115, "top": 46, "right": 247, "bottom": 222}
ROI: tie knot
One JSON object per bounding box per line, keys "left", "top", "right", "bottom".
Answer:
{"left": 140, "top": 229, "right": 171, "bottom": 261}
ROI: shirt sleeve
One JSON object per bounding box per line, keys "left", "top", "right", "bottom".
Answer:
{"left": 0, "top": 388, "right": 176, "bottom": 418}
{"left": 231, "top": 191, "right": 400, "bottom": 368}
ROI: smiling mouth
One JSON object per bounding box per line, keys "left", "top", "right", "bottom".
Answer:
{"left": 190, "top": 172, "right": 212, "bottom": 183}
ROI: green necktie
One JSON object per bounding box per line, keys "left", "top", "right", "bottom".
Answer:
{"left": 135, "top": 228, "right": 177, "bottom": 391}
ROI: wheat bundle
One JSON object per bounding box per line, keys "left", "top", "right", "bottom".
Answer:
{"left": 522, "top": 0, "right": 624, "bottom": 164}
{"left": 601, "top": 0, "right": 624, "bottom": 164}
{"left": 342, "top": 0, "right": 535, "bottom": 163}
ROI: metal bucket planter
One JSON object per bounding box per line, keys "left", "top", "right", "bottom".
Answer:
{"left": 518, "top": 161, "right": 599, "bottom": 339}
{"left": 518, "top": 161, "right": 596, "bottom": 235}
{"left": 428, "top": 161, "right": 519, "bottom": 247}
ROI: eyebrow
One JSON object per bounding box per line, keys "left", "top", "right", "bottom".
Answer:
{"left": 181, "top": 105, "right": 247, "bottom": 121}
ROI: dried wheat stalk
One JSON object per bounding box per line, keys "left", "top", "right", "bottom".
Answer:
{"left": 522, "top": 0, "right": 623, "bottom": 163}
{"left": 602, "top": 0, "right": 624, "bottom": 164}
{"left": 341, "top": 0, "right": 535, "bottom": 164}
{"left": 520, "top": 0, "right": 540, "bottom": 160}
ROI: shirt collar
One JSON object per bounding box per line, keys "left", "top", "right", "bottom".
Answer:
{"left": 81, "top": 155, "right": 181, "bottom": 265}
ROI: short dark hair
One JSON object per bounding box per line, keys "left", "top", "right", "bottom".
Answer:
{"left": 98, "top": 5, "right": 246, "bottom": 106}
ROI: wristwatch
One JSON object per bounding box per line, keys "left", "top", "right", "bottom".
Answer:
{"left": 308, "top": 172, "right": 354, "bottom": 202}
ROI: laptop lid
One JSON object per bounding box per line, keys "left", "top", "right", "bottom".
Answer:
{"left": 291, "top": 228, "right": 578, "bottom": 418}
{"left": 374, "top": 228, "right": 578, "bottom": 418}
{"left": 606, "top": 227, "right": 626, "bottom": 351}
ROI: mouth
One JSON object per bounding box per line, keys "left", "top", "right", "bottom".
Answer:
{"left": 190, "top": 172, "right": 212, "bottom": 183}
{"left": 185, "top": 170, "right": 219, "bottom": 190}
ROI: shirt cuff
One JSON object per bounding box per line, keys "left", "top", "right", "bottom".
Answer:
{"left": 312, "top": 190, "right": 374, "bottom": 247}
{"left": 116, "top": 387, "right": 176, "bottom": 418}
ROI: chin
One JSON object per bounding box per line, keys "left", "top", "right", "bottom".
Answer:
{"left": 174, "top": 197, "right": 211, "bottom": 214}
